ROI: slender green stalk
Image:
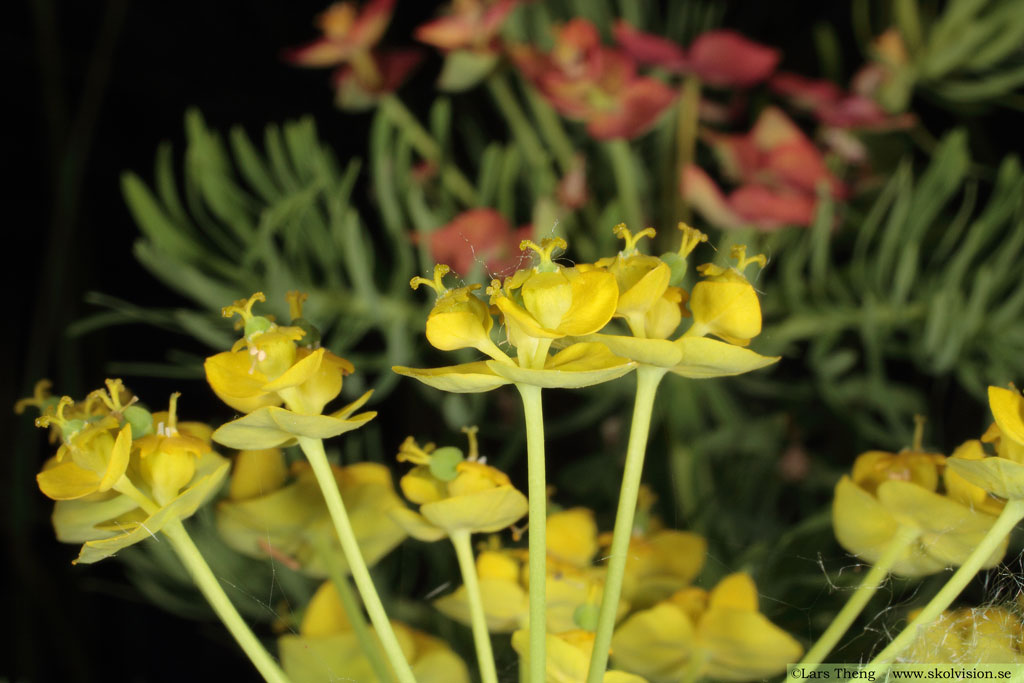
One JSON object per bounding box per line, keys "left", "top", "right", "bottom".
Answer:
{"left": 312, "top": 535, "right": 393, "bottom": 683}
{"left": 675, "top": 75, "right": 701, "bottom": 225}
{"left": 297, "top": 437, "right": 416, "bottom": 683}
{"left": 379, "top": 94, "right": 478, "bottom": 205}
{"left": 161, "top": 519, "right": 290, "bottom": 683}
{"left": 486, "top": 73, "right": 556, "bottom": 193}
{"left": 451, "top": 530, "right": 499, "bottom": 683}
{"left": 522, "top": 83, "right": 577, "bottom": 174}
{"left": 863, "top": 498, "right": 1024, "bottom": 675}
{"left": 516, "top": 382, "right": 547, "bottom": 683}
{"left": 605, "top": 139, "right": 643, "bottom": 230}
{"left": 586, "top": 365, "right": 667, "bottom": 683}
{"left": 787, "top": 525, "right": 920, "bottom": 682}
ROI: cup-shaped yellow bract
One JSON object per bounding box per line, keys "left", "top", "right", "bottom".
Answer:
{"left": 205, "top": 292, "right": 376, "bottom": 449}
{"left": 611, "top": 573, "right": 802, "bottom": 683}
{"left": 434, "top": 508, "right": 631, "bottom": 634}
{"left": 949, "top": 385, "right": 1024, "bottom": 501}
{"left": 903, "top": 607, "right": 1024, "bottom": 664}
{"left": 279, "top": 580, "right": 470, "bottom": 683}
{"left": 512, "top": 629, "right": 647, "bottom": 683}
{"left": 395, "top": 240, "right": 638, "bottom": 393}
{"left": 389, "top": 434, "right": 528, "bottom": 540}
{"left": 31, "top": 385, "right": 230, "bottom": 565}
{"left": 688, "top": 245, "right": 766, "bottom": 347}
{"left": 217, "top": 457, "right": 407, "bottom": 577}
{"left": 833, "top": 447, "right": 1008, "bottom": 577}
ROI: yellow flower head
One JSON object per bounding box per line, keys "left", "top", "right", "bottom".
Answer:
{"left": 512, "top": 628, "right": 647, "bottom": 683}
{"left": 611, "top": 573, "right": 803, "bottom": 683}
{"left": 217, "top": 459, "right": 407, "bottom": 577}
{"left": 947, "top": 384, "right": 1024, "bottom": 501}
{"left": 905, "top": 606, "right": 1024, "bottom": 664}
{"left": 390, "top": 428, "right": 528, "bottom": 540}
{"left": 834, "top": 419, "right": 1008, "bottom": 576}
{"left": 32, "top": 383, "right": 230, "bottom": 565}
{"left": 278, "top": 580, "right": 470, "bottom": 683}
{"left": 688, "top": 245, "right": 766, "bottom": 346}
{"left": 411, "top": 264, "right": 508, "bottom": 363}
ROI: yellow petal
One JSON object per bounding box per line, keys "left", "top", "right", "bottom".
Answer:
{"left": 689, "top": 278, "right": 762, "bottom": 346}
{"left": 671, "top": 337, "right": 779, "bottom": 378}
{"left": 389, "top": 507, "right": 447, "bottom": 542}
{"left": 698, "top": 607, "right": 803, "bottom": 681}
{"left": 228, "top": 448, "right": 288, "bottom": 501}
{"left": 547, "top": 508, "right": 598, "bottom": 567}
{"left": 401, "top": 467, "right": 448, "bottom": 505}
{"left": 707, "top": 573, "right": 758, "bottom": 612}
{"left": 616, "top": 261, "right": 671, "bottom": 319}
{"left": 302, "top": 580, "right": 353, "bottom": 636}
{"left": 581, "top": 333, "right": 683, "bottom": 367}
{"left": 558, "top": 269, "right": 619, "bottom": 335}
{"left": 522, "top": 271, "right": 574, "bottom": 330}
{"left": 948, "top": 456, "right": 1024, "bottom": 501}
{"left": 611, "top": 603, "right": 695, "bottom": 682}
{"left": 97, "top": 424, "right": 132, "bottom": 492}
{"left": 494, "top": 295, "right": 564, "bottom": 340}
{"left": 434, "top": 578, "right": 528, "bottom": 633}
{"left": 262, "top": 347, "right": 324, "bottom": 392}
{"left": 486, "top": 343, "right": 635, "bottom": 389}
{"left": 52, "top": 494, "right": 140, "bottom": 543}
{"left": 212, "top": 406, "right": 375, "bottom": 449}
{"left": 37, "top": 462, "right": 101, "bottom": 500}
{"left": 944, "top": 441, "right": 1005, "bottom": 516}
{"left": 392, "top": 362, "right": 511, "bottom": 393}
{"left": 989, "top": 386, "right": 1024, "bottom": 448}
{"left": 420, "top": 485, "right": 528, "bottom": 534}
{"left": 140, "top": 449, "right": 198, "bottom": 506}
{"left": 204, "top": 351, "right": 282, "bottom": 414}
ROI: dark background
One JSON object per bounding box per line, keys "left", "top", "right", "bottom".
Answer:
{"left": 4, "top": 1, "right": 965, "bottom": 680}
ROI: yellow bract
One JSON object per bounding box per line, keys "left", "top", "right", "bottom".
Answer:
{"left": 688, "top": 245, "right": 766, "bottom": 346}
{"left": 611, "top": 573, "right": 802, "bottom": 683}
{"left": 217, "top": 457, "right": 407, "bottom": 577}
{"left": 833, "top": 445, "right": 1007, "bottom": 576}
{"left": 946, "top": 385, "right": 1024, "bottom": 501}
{"left": 512, "top": 628, "right": 647, "bottom": 683}
{"left": 279, "top": 580, "right": 470, "bottom": 683}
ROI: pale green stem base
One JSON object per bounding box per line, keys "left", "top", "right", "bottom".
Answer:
{"left": 312, "top": 535, "right": 393, "bottom": 683}
{"left": 161, "top": 519, "right": 290, "bottom": 683}
{"left": 586, "top": 365, "right": 667, "bottom": 683}
{"left": 379, "top": 94, "right": 478, "bottom": 205}
{"left": 864, "top": 498, "right": 1024, "bottom": 674}
{"left": 452, "top": 530, "right": 499, "bottom": 683}
{"left": 517, "top": 383, "right": 547, "bottom": 683}
{"left": 606, "top": 139, "right": 643, "bottom": 230}
{"left": 298, "top": 437, "right": 416, "bottom": 683}
{"left": 788, "top": 525, "right": 920, "bottom": 682}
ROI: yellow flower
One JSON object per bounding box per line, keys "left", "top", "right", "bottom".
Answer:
{"left": 36, "top": 386, "right": 229, "bottom": 565}
{"left": 204, "top": 292, "right": 376, "bottom": 449}
{"left": 389, "top": 429, "right": 528, "bottom": 540}
{"left": 903, "top": 607, "right": 1024, "bottom": 664}
{"left": 434, "top": 508, "right": 631, "bottom": 634}
{"left": 394, "top": 240, "right": 636, "bottom": 393}
{"left": 278, "top": 580, "right": 470, "bottom": 683}
{"left": 611, "top": 573, "right": 803, "bottom": 683}
{"left": 948, "top": 385, "right": 1024, "bottom": 500}
{"left": 833, "top": 439, "right": 1007, "bottom": 577}
{"left": 217, "top": 455, "right": 407, "bottom": 577}
{"left": 579, "top": 224, "right": 779, "bottom": 378}
{"left": 512, "top": 628, "right": 647, "bottom": 683}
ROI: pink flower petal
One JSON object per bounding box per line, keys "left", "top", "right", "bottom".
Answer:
{"left": 729, "top": 184, "right": 817, "bottom": 229}
{"left": 680, "top": 164, "right": 744, "bottom": 230}
{"left": 586, "top": 76, "right": 676, "bottom": 140}
{"left": 688, "top": 30, "right": 780, "bottom": 88}
{"left": 429, "top": 209, "right": 531, "bottom": 276}
{"left": 415, "top": 15, "right": 476, "bottom": 50}
{"left": 613, "top": 20, "right": 687, "bottom": 72}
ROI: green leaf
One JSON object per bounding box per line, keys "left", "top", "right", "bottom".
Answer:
{"left": 438, "top": 50, "right": 500, "bottom": 92}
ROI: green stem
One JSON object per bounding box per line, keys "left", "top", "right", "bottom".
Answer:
{"left": 161, "top": 519, "right": 290, "bottom": 683}
{"left": 605, "top": 139, "right": 643, "bottom": 230}
{"left": 675, "top": 76, "right": 701, "bottom": 225}
{"left": 312, "top": 536, "right": 394, "bottom": 683}
{"left": 516, "top": 382, "right": 547, "bottom": 683}
{"left": 522, "top": 82, "right": 577, "bottom": 174}
{"left": 787, "top": 525, "right": 920, "bottom": 681}
{"left": 297, "top": 437, "right": 416, "bottom": 683}
{"left": 486, "top": 73, "right": 556, "bottom": 194}
{"left": 586, "top": 365, "right": 667, "bottom": 683}
{"left": 451, "top": 530, "right": 499, "bottom": 683}
{"left": 863, "top": 498, "right": 1024, "bottom": 675}
{"left": 379, "top": 94, "right": 478, "bottom": 205}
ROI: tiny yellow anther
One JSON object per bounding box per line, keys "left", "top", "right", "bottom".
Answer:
{"left": 14, "top": 379, "right": 54, "bottom": 415}
{"left": 613, "top": 223, "right": 657, "bottom": 255}
{"left": 397, "top": 436, "right": 435, "bottom": 465}
{"left": 520, "top": 237, "right": 568, "bottom": 264}
{"left": 462, "top": 426, "right": 480, "bottom": 461}
{"left": 285, "top": 291, "right": 308, "bottom": 320}
{"left": 730, "top": 245, "right": 767, "bottom": 272}
{"left": 410, "top": 264, "right": 452, "bottom": 296}
{"left": 223, "top": 292, "right": 266, "bottom": 321}
{"left": 912, "top": 415, "right": 927, "bottom": 452}
{"left": 677, "top": 222, "right": 708, "bottom": 258}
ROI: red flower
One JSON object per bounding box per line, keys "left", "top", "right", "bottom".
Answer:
{"left": 415, "top": 0, "right": 519, "bottom": 52}
{"left": 614, "top": 22, "right": 779, "bottom": 88}
{"left": 284, "top": 0, "right": 395, "bottom": 67}
{"left": 331, "top": 49, "right": 423, "bottom": 109}
{"left": 427, "top": 209, "right": 533, "bottom": 276}
{"left": 681, "top": 164, "right": 816, "bottom": 231}
{"left": 512, "top": 19, "right": 675, "bottom": 140}
{"left": 771, "top": 72, "right": 914, "bottom": 131}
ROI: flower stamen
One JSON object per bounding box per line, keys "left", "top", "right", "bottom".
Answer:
{"left": 410, "top": 264, "right": 452, "bottom": 297}
{"left": 677, "top": 222, "right": 708, "bottom": 258}
{"left": 613, "top": 223, "right": 657, "bottom": 255}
